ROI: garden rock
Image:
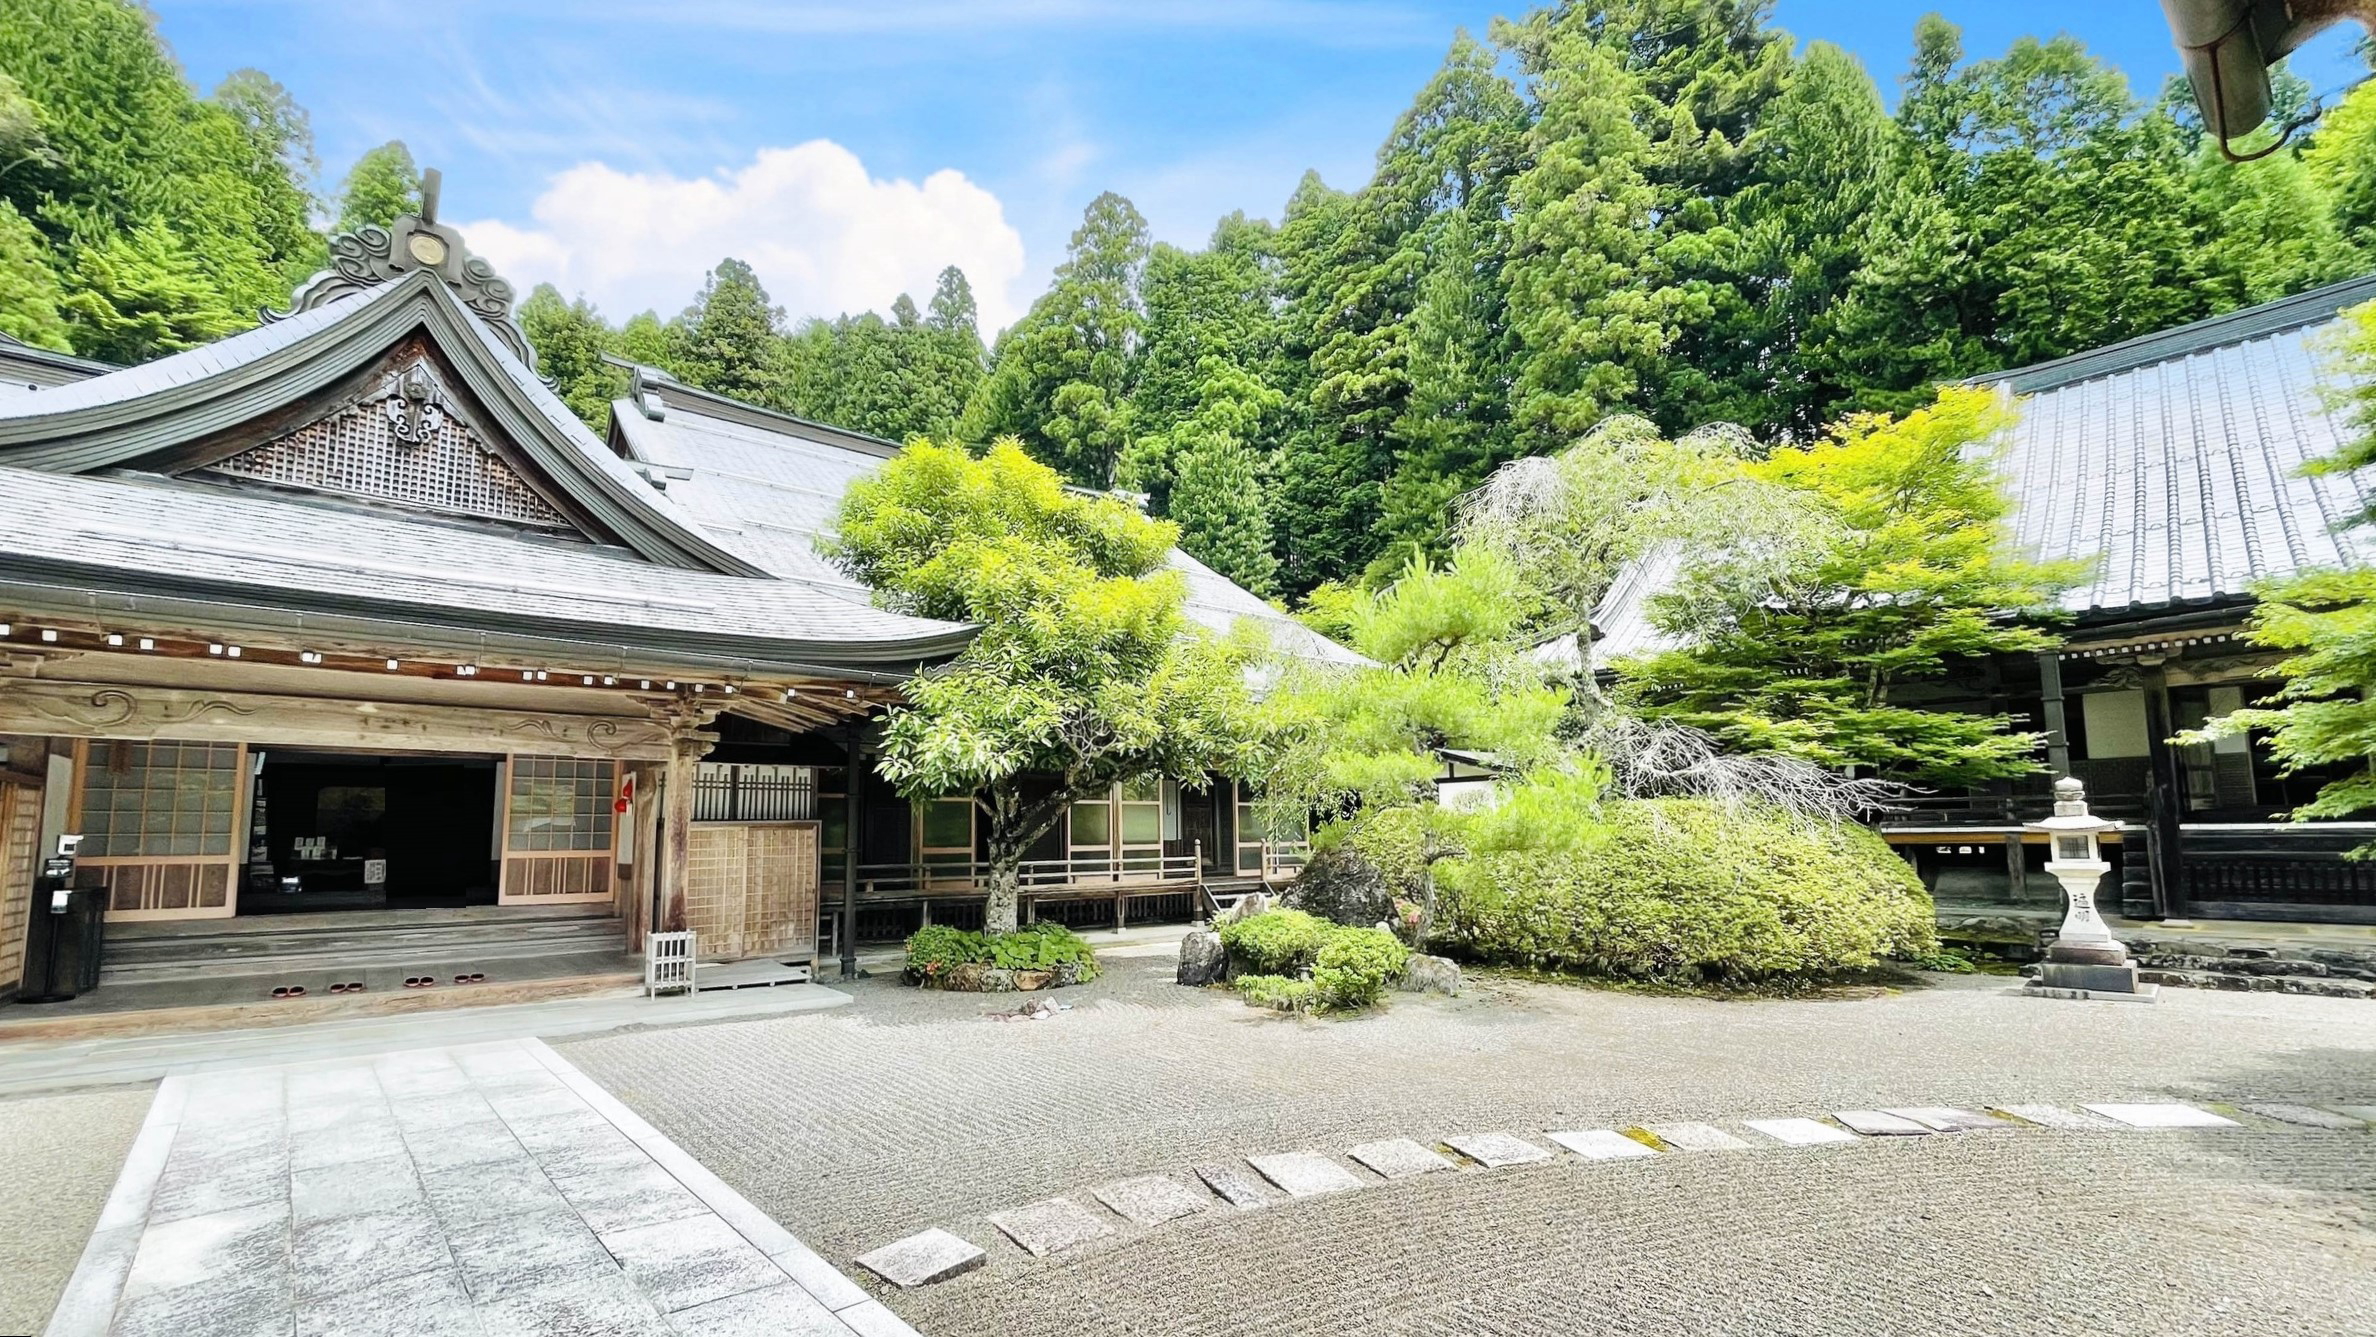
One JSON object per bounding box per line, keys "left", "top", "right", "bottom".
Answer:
{"left": 1178, "top": 930, "right": 1227, "bottom": 986}
{"left": 1013, "top": 970, "right": 1052, "bottom": 992}
{"left": 853, "top": 1229, "right": 986, "bottom": 1288}
{"left": 979, "top": 968, "right": 1017, "bottom": 993}
{"left": 1092, "top": 1174, "right": 1211, "bottom": 1226}
{"left": 1052, "top": 959, "right": 1091, "bottom": 987}
{"left": 1397, "top": 954, "right": 1462, "bottom": 996}
{"left": 1347, "top": 1138, "right": 1456, "bottom": 1179}
{"left": 989, "top": 1197, "right": 1113, "bottom": 1257}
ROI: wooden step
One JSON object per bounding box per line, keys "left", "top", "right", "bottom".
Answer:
{"left": 99, "top": 913, "right": 626, "bottom": 984}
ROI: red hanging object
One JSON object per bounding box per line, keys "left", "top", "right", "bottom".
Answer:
{"left": 616, "top": 770, "right": 635, "bottom": 815}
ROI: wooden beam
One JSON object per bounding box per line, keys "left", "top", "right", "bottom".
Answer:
{"left": 0, "top": 677, "right": 676, "bottom": 760}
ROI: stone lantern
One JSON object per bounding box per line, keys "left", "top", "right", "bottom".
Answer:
{"left": 2023, "top": 777, "right": 2157, "bottom": 1002}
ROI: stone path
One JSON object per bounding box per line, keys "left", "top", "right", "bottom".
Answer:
{"left": 849, "top": 1098, "right": 2370, "bottom": 1294}
{"left": 46, "top": 1038, "right": 910, "bottom": 1337}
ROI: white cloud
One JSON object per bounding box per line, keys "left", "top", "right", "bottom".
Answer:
{"left": 457, "top": 141, "right": 1030, "bottom": 334}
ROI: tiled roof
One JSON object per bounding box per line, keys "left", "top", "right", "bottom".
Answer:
{"left": 610, "top": 382, "right": 1367, "bottom": 667}
{"left": 0, "top": 465, "right": 976, "bottom": 671}
{"left": 1590, "top": 276, "right": 2376, "bottom": 660}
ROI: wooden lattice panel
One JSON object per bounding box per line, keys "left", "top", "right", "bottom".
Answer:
{"left": 0, "top": 784, "right": 38, "bottom": 994}
{"left": 201, "top": 360, "right": 569, "bottom": 527}
{"left": 685, "top": 822, "right": 818, "bottom": 961}
{"left": 76, "top": 860, "right": 232, "bottom": 916}
{"left": 501, "top": 854, "right": 613, "bottom": 900}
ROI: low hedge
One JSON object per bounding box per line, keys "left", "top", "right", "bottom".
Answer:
{"left": 1217, "top": 908, "right": 1334, "bottom": 975}
{"left": 1218, "top": 910, "right": 1409, "bottom": 1013}
{"left": 905, "top": 922, "right": 1100, "bottom": 988}
{"left": 1433, "top": 799, "right": 1936, "bottom": 984}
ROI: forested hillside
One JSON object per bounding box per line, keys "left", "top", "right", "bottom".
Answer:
{"left": 4, "top": 0, "right": 2372, "bottom": 598}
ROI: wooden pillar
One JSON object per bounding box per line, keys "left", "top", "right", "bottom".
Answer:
{"left": 2036, "top": 650, "right": 2071, "bottom": 780}
{"left": 2143, "top": 665, "right": 2187, "bottom": 919}
{"left": 660, "top": 724, "right": 710, "bottom": 934}
{"left": 840, "top": 721, "right": 861, "bottom": 980}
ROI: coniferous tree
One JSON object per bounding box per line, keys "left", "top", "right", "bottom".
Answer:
{"left": 518, "top": 284, "right": 619, "bottom": 430}
{"left": 333, "top": 141, "right": 421, "bottom": 233}
{"left": 668, "top": 257, "right": 783, "bottom": 405}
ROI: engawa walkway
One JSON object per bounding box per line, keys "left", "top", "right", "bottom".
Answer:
{"left": 45, "top": 1038, "right": 913, "bottom": 1337}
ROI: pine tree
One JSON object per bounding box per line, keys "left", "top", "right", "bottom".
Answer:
{"left": 1169, "top": 425, "right": 1278, "bottom": 596}
{"left": 966, "top": 192, "right": 1150, "bottom": 485}
{"left": 333, "top": 141, "right": 421, "bottom": 233}
{"left": 668, "top": 257, "right": 783, "bottom": 405}
{"left": 518, "top": 284, "right": 619, "bottom": 430}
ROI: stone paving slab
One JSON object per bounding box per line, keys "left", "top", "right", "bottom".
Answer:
{"left": 1991, "top": 1104, "right": 2123, "bottom": 1131}
{"left": 988, "top": 1197, "right": 1114, "bottom": 1257}
{"left": 1347, "top": 1138, "right": 1457, "bottom": 1179}
{"left": 2330, "top": 1105, "right": 2376, "bottom": 1124}
{"left": 2241, "top": 1103, "right": 2369, "bottom": 1130}
{"left": 1193, "top": 1163, "right": 1270, "bottom": 1209}
{"left": 46, "top": 1039, "right": 904, "bottom": 1337}
{"left": 1444, "top": 1133, "right": 1552, "bottom": 1167}
{"left": 1247, "top": 1152, "right": 1364, "bottom": 1196}
{"left": 1885, "top": 1107, "right": 2010, "bottom": 1133}
{"left": 1091, "top": 1175, "right": 1211, "bottom": 1227}
{"left": 1834, "top": 1109, "right": 1933, "bottom": 1136}
{"left": 2083, "top": 1102, "right": 2240, "bottom": 1129}
{"left": 1642, "top": 1122, "right": 1750, "bottom": 1151}
{"left": 851, "top": 1229, "right": 986, "bottom": 1288}
{"left": 1744, "top": 1117, "right": 1857, "bottom": 1147}
{"left": 1545, "top": 1129, "right": 1660, "bottom": 1160}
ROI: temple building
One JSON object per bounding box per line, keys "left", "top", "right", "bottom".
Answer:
{"left": 0, "top": 199, "right": 1331, "bottom": 1011}
{"left": 1595, "top": 273, "right": 2376, "bottom": 927}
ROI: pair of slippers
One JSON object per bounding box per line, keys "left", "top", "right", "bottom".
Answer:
{"left": 328, "top": 981, "right": 365, "bottom": 994}
{"left": 402, "top": 976, "right": 438, "bottom": 989}
{"left": 268, "top": 985, "right": 307, "bottom": 999}
{"left": 454, "top": 973, "right": 486, "bottom": 985}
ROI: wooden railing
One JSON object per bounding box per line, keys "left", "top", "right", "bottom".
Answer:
{"left": 850, "top": 845, "right": 1205, "bottom": 902}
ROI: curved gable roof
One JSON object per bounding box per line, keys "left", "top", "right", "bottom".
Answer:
{"left": 0, "top": 273, "right": 763, "bottom": 576}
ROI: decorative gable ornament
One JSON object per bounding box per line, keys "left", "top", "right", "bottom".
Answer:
{"left": 270, "top": 168, "right": 537, "bottom": 372}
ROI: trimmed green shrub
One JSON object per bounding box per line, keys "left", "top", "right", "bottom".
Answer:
{"left": 1312, "top": 927, "right": 1409, "bottom": 1010}
{"left": 1434, "top": 799, "right": 1936, "bottom": 984}
{"left": 1217, "top": 908, "right": 1333, "bottom": 975}
{"left": 903, "top": 921, "right": 1099, "bottom": 985}
{"left": 1233, "top": 974, "right": 1318, "bottom": 1012}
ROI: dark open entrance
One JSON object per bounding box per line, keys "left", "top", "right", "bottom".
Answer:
{"left": 242, "top": 749, "right": 499, "bottom": 914}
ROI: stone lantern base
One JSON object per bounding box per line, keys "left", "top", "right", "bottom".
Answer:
{"left": 2026, "top": 941, "right": 2159, "bottom": 1002}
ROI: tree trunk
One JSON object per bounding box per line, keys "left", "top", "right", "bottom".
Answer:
{"left": 981, "top": 829, "right": 1025, "bottom": 934}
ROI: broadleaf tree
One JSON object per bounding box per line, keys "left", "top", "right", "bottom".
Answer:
{"left": 829, "top": 440, "right": 1259, "bottom": 933}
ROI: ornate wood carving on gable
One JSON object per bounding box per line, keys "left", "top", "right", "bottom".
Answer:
{"left": 197, "top": 352, "right": 573, "bottom": 529}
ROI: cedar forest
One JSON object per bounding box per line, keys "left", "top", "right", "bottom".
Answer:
{"left": 6, "top": 0, "right": 2376, "bottom": 604}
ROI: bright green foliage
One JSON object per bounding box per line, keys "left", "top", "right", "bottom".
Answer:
{"left": 1232, "top": 973, "right": 1318, "bottom": 1011}
{"left": 2305, "top": 76, "right": 2376, "bottom": 242}
{"left": 2197, "top": 303, "right": 2376, "bottom": 842}
{"left": 614, "top": 311, "right": 672, "bottom": 369}
{"left": 0, "top": 0, "right": 324, "bottom": 362}
{"left": 903, "top": 922, "right": 1099, "bottom": 982}
{"left": 0, "top": 200, "right": 70, "bottom": 349}
{"left": 669, "top": 258, "right": 783, "bottom": 405}
{"left": 1620, "top": 388, "right": 2080, "bottom": 786}
{"left": 58, "top": 223, "right": 243, "bottom": 363}
{"left": 333, "top": 140, "right": 421, "bottom": 233}
{"left": 1217, "top": 908, "right": 1334, "bottom": 975}
{"left": 518, "top": 284, "right": 620, "bottom": 430}
{"left": 1312, "top": 927, "right": 1409, "bottom": 1009}
{"left": 965, "top": 192, "right": 1149, "bottom": 485}
{"left": 1434, "top": 799, "right": 1937, "bottom": 982}
{"left": 830, "top": 440, "right": 1257, "bottom": 933}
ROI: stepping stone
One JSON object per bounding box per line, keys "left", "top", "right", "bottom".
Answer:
{"left": 1347, "top": 1138, "right": 1457, "bottom": 1179}
{"left": 1247, "top": 1153, "right": 1363, "bottom": 1197}
{"left": 852, "top": 1229, "right": 985, "bottom": 1288}
{"left": 1545, "top": 1129, "right": 1659, "bottom": 1161}
{"left": 1641, "top": 1122, "right": 1749, "bottom": 1152}
{"left": 1991, "top": 1104, "right": 2122, "bottom": 1131}
{"left": 1444, "top": 1133, "right": 1553, "bottom": 1168}
{"left": 1091, "top": 1175, "right": 1210, "bottom": 1226}
{"left": 988, "top": 1197, "right": 1113, "bottom": 1257}
{"left": 1834, "top": 1110, "right": 1932, "bottom": 1136}
{"left": 1885, "top": 1107, "right": 2010, "bottom": 1133}
{"left": 2241, "top": 1103, "right": 2369, "bottom": 1130}
{"left": 1744, "top": 1117, "right": 1856, "bottom": 1146}
{"left": 2329, "top": 1105, "right": 2376, "bottom": 1124}
{"left": 1193, "top": 1163, "right": 1269, "bottom": 1210}
{"left": 2082, "top": 1103, "right": 2240, "bottom": 1129}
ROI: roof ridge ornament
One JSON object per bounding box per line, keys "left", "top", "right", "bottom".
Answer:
{"left": 271, "top": 168, "right": 538, "bottom": 372}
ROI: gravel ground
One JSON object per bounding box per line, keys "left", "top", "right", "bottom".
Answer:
{"left": 0, "top": 1084, "right": 154, "bottom": 1334}
{"left": 561, "top": 952, "right": 2376, "bottom": 1335}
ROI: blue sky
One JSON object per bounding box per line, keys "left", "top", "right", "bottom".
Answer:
{"left": 148, "top": 1, "right": 2369, "bottom": 333}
